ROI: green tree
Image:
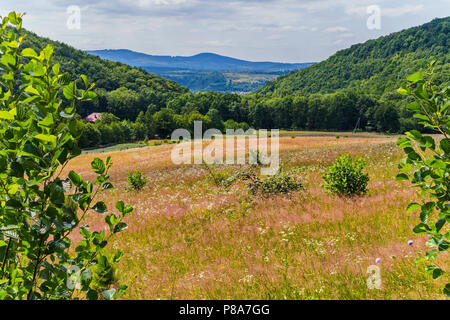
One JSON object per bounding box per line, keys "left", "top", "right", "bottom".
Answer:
{"left": 396, "top": 63, "right": 449, "bottom": 297}
{"left": 152, "top": 108, "right": 177, "bottom": 138}
{"left": 206, "top": 108, "right": 224, "bottom": 131}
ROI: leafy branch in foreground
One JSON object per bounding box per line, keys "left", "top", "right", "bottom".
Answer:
{"left": 396, "top": 61, "right": 449, "bottom": 297}
{"left": 0, "top": 12, "right": 132, "bottom": 300}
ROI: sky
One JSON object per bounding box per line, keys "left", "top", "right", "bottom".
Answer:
{"left": 1, "top": 0, "right": 449, "bottom": 63}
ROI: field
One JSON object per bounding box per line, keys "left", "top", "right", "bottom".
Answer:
{"left": 65, "top": 134, "right": 448, "bottom": 300}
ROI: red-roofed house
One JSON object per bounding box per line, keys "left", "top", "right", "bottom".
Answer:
{"left": 84, "top": 112, "right": 102, "bottom": 123}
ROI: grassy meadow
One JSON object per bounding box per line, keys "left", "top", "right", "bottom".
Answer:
{"left": 65, "top": 134, "right": 448, "bottom": 300}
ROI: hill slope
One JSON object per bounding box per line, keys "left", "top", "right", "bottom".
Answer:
{"left": 258, "top": 17, "right": 450, "bottom": 96}
{"left": 87, "top": 50, "right": 314, "bottom": 93}
{"left": 21, "top": 30, "right": 189, "bottom": 118}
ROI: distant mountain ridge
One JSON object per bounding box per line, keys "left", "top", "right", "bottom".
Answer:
{"left": 86, "top": 49, "right": 314, "bottom": 72}
{"left": 86, "top": 49, "right": 314, "bottom": 93}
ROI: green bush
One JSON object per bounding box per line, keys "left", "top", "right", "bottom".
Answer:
{"left": 247, "top": 171, "right": 303, "bottom": 196}
{"left": 202, "top": 162, "right": 236, "bottom": 191}
{"left": 322, "top": 154, "right": 369, "bottom": 196}
{"left": 127, "top": 170, "right": 148, "bottom": 191}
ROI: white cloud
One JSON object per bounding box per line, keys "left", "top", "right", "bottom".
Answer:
{"left": 382, "top": 5, "right": 424, "bottom": 17}
{"left": 323, "top": 26, "right": 350, "bottom": 33}
{"left": 0, "top": 0, "right": 447, "bottom": 62}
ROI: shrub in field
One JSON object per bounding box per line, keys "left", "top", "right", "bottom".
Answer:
{"left": 322, "top": 154, "right": 369, "bottom": 196}
{"left": 0, "top": 12, "right": 132, "bottom": 300}
{"left": 127, "top": 169, "right": 148, "bottom": 191}
{"left": 247, "top": 171, "right": 303, "bottom": 196}
{"left": 396, "top": 62, "right": 449, "bottom": 296}
{"left": 202, "top": 162, "right": 236, "bottom": 191}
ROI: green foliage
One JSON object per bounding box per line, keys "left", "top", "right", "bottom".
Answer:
{"left": 202, "top": 162, "right": 237, "bottom": 191}
{"left": 0, "top": 12, "right": 132, "bottom": 300}
{"left": 14, "top": 17, "right": 450, "bottom": 145}
{"left": 322, "top": 154, "right": 370, "bottom": 197}
{"left": 127, "top": 170, "right": 148, "bottom": 191}
{"left": 246, "top": 171, "right": 303, "bottom": 197}
{"left": 21, "top": 30, "right": 188, "bottom": 120}
{"left": 396, "top": 63, "right": 449, "bottom": 296}
{"left": 258, "top": 17, "right": 449, "bottom": 96}
{"left": 90, "top": 255, "right": 118, "bottom": 294}
{"left": 224, "top": 119, "right": 250, "bottom": 131}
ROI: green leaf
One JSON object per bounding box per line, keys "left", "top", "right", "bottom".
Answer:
{"left": 91, "top": 158, "right": 105, "bottom": 174}
{"left": 114, "top": 222, "right": 128, "bottom": 233}
{"left": 93, "top": 202, "right": 107, "bottom": 214}
{"left": 413, "top": 223, "right": 431, "bottom": 234}
{"left": 114, "top": 285, "right": 128, "bottom": 299}
{"left": 444, "top": 284, "right": 450, "bottom": 298}
{"left": 21, "top": 48, "right": 38, "bottom": 58}
{"left": 113, "top": 251, "right": 124, "bottom": 263}
{"left": 440, "top": 139, "right": 450, "bottom": 154}
{"left": 421, "top": 202, "right": 435, "bottom": 215}
{"left": 1, "top": 54, "right": 16, "bottom": 67}
{"left": 8, "top": 12, "right": 19, "bottom": 25}
{"left": 413, "top": 113, "right": 430, "bottom": 122}
{"left": 97, "top": 255, "right": 108, "bottom": 268}
{"left": 406, "top": 130, "right": 422, "bottom": 140}
{"left": 80, "top": 74, "right": 89, "bottom": 89}
{"left": 406, "top": 203, "right": 421, "bottom": 213}
{"left": 406, "top": 102, "right": 421, "bottom": 112}
{"left": 397, "top": 87, "right": 409, "bottom": 96}
{"left": 396, "top": 173, "right": 409, "bottom": 181}
{"left": 123, "top": 205, "right": 133, "bottom": 217}
{"left": 407, "top": 72, "right": 424, "bottom": 84}
{"left": 432, "top": 268, "right": 444, "bottom": 280}
{"left": 68, "top": 170, "right": 83, "bottom": 187}
{"left": 435, "top": 219, "right": 445, "bottom": 232}
{"left": 52, "top": 64, "right": 60, "bottom": 75}
{"left": 0, "top": 111, "right": 14, "bottom": 120}
{"left": 25, "top": 86, "right": 40, "bottom": 96}
{"left": 63, "top": 82, "right": 76, "bottom": 100}
{"left": 102, "top": 182, "right": 114, "bottom": 190}
{"left": 116, "top": 201, "right": 125, "bottom": 213}
{"left": 105, "top": 214, "right": 120, "bottom": 231}
{"left": 6, "top": 199, "right": 23, "bottom": 209}
{"left": 35, "top": 134, "right": 57, "bottom": 147}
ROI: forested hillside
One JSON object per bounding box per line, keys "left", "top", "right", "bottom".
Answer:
{"left": 22, "top": 30, "right": 189, "bottom": 119}
{"left": 14, "top": 17, "right": 450, "bottom": 150}
{"left": 258, "top": 17, "right": 449, "bottom": 96}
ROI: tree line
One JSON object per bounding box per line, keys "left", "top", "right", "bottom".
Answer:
{"left": 77, "top": 89, "right": 422, "bottom": 149}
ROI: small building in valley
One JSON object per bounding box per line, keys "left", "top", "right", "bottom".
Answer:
{"left": 84, "top": 112, "right": 102, "bottom": 123}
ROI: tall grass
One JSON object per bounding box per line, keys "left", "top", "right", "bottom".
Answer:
{"left": 65, "top": 136, "right": 447, "bottom": 299}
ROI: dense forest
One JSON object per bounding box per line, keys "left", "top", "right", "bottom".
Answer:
{"left": 21, "top": 17, "right": 450, "bottom": 149}
{"left": 258, "top": 17, "right": 449, "bottom": 96}
{"left": 22, "top": 30, "right": 189, "bottom": 119}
